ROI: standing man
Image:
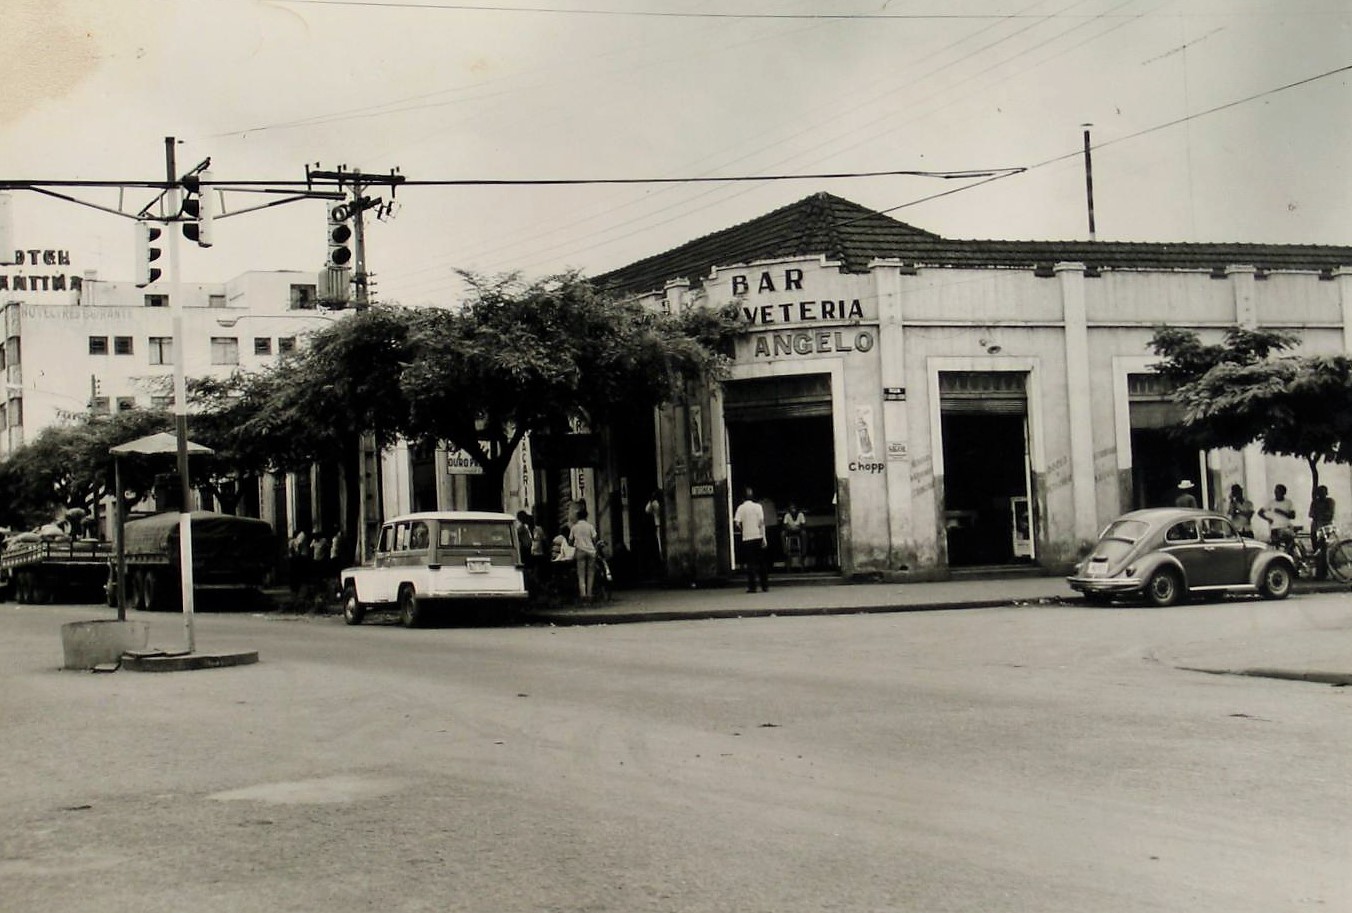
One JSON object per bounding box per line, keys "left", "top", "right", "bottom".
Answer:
{"left": 1174, "top": 480, "right": 1198, "bottom": 509}
{"left": 734, "top": 486, "right": 769, "bottom": 594}
{"left": 1309, "top": 484, "right": 1336, "bottom": 578}
{"left": 644, "top": 489, "right": 664, "bottom": 571}
{"left": 1258, "top": 484, "right": 1296, "bottom": 548}
{"left": 1227, "top": 484, "right": 1255, "bottom": 538}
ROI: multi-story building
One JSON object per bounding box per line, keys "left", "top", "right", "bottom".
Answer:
{"left": 0, "top": 252, "right": 344, "bottom": 537}
{"left": 0, "top": 248, "right": 535, "bottom": 551}
{"left": 594, "top": 192, "right": 1352, "bottom": 582}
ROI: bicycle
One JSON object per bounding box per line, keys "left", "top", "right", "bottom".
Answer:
{"left": 1275, "top": 524, "right": 1352, "bottom": 583}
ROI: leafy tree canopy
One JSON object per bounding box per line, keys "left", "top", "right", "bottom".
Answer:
{"left": 400, "top": 272, "right": 735, "bottom": 483}
{"left": 0, "top": 408, "right": 170, "bottom": 530}
{"left": 1150, "top": 326, "right": 1352, "bottom": 488}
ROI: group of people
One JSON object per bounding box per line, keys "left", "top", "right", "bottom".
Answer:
{"left": 515, "top": 505, "right": 609, "bottom": 604}
{"left": 733, "top": 487, "right": 811, "bottom": 593}
{"left": 1178, "top": 479, "right": 1338, "bottom": 572}
{"left": 288, "top": 527, "right": 346, "bottom": 591}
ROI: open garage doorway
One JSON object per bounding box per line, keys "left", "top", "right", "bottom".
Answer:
{"left": 939, "top": 372, "right": 1034, "bottom": 568}
{"left": 724, "top": 375, "right": 839, "bottom": 573}
{"left": 1128, "top": 373, "right": 1207, "bottom": 509}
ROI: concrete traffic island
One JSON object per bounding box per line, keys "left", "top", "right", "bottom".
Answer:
{"left": 60, "top": 620, "right": 151, "bottom": 670}
{"left": 120, "top": 648, "right": 260, "bottom": 672}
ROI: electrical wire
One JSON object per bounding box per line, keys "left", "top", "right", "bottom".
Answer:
{"left": 274, "top": 0, "right": 1141, "bottom": 20}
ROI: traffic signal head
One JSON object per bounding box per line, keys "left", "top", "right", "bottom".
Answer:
{"left": 135, "top": 221, "right": 163, "bottom": 287}
{"left": 327, "top": 203, "right": 353, "bottom": 269}
{"left": 180, "top": 170, "right": 215, "bottom": 248}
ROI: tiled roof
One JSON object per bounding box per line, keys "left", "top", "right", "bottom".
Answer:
{"left": 592, "top": 192, "right": 1352, "bottom": 296}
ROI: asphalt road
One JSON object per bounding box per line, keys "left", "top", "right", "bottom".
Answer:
{"left": 2, "top": 596, "right": 1349, "bottom": 913}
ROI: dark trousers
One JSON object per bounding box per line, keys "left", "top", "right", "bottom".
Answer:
{"left": 742, "top": 538, "right": 768, "bottom": 591}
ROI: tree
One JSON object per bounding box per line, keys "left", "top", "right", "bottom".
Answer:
{"left": 228, "top": 308, "right": 417, "bottom": 555}
{"left": 0, "top": 409, "right": 170, "bottom": 531}
{"left": 1150, "top": 326, "right": 1352, "bottom": 490}
{"left": 399, "top": 272, "right": 735, "bottom": 504}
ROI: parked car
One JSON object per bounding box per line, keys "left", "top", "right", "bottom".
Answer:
{"left": 1067, "top": 507, "right": 1295, "bottom": 606}
{"left": 338, "top": 511, "right": 528, "bottom": 627}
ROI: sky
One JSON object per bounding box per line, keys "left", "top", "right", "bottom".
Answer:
{"left": 3, "top": 0, "right": 1350, "bottom": 306}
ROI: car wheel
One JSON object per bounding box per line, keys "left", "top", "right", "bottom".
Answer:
{"left": 1144, "top": 568, "right": 1182, "bottom": 607}
{"left": 398, "top": 585, "right": 423, "bottom": 628}
{"left": 342, "top": 584, "right": 366, "bottom": 626}
{"left": 1259, "top": 562, "right": 1293, "bottom": 600}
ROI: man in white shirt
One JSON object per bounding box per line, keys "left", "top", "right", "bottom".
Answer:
{"left": 734, "top": 486, "right": 769, "bottom": 593}
{"left": 1258, "top": 483, "right": 1297, "bottom": 548}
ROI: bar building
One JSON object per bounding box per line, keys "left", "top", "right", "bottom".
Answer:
{"left": 594, "top": 193, "right": 1352, "bottom": 581}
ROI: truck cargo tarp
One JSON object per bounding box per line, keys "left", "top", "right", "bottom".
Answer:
{"left": 122, "top": 511, "right": 276, "bottom": 570}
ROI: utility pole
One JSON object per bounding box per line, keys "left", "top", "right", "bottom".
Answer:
{"left": 1082, "top": 124, "right": 1097, "bottom": 242}
{"left": 166, "top": 136, "right": 198, "bottom": 653}
{"left": 308, "top": 166, "right": 403, "bottom": 308}
{"left": 307, "top": 166, "right": 404, "bottom": 560}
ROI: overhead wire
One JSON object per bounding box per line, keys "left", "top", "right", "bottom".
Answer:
{"left": 444, "top": 0, "right": 1139, "bottom": 286}
{"left": 404, "top": 0, "right": 1115, "bottom": 290}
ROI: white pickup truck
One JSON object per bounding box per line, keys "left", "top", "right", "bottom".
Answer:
{"left": 338, "top": 511, "right": 528, "bottom": 627}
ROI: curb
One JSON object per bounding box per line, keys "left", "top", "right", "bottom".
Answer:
{"left": 120, "top": 650, "right": 260, "bottom": 672}
{"left": 1179, "top": 666, "right": 1352, "bottom": 687}
{"left": 521, "top": 597, "right": 1039, "bottom": 626}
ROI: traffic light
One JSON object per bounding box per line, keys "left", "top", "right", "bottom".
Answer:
{"left": 326, "top": 202, "right": 353, "bottom": 269}
{"left": 135, "top": 220, "right": 163, "bottom": 287}
{"left": 180, "top": 170, "right": 215, "bottom": 248}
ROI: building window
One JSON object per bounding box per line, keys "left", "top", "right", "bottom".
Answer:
{"left": 254, "top": 337, "right": 273, "bottom": 356}
{"left": 5, "top": 336, "right": 19, "bottom": 367}
{"left": 151, "top": 395, "right": 174, "bottom": 409}
{"left": 91, "top": 396, "right": 111, "bottom": 415}
{"left": 116, "top": 397, "right": 137, "bottom": 412}
{"left": 211, "top": 337, "right": 240, "bottom": 366}
{"left": 8, "top": 399, "right": 19, "bottom": 427}
{"left": 148, "top": 337, "right": 173, "bottom": 366}
{"left": 290, "top": 284, "right": 318, "bottom": 310}
{"left": 145, "top": 294, "right": 168, "bottom": 308}
{"left": 114, "top": 336, "right": 133, "bottom": 355}
{"left": 89, "top": 336, "right": 109, "bottom": 355}
{"left": 208, "top": 294, "right": 227, "bottom": 308}
{"left": 0, "top": 404, "right": 6, "bottom": 429}
{"left": 278, "top": 336, "right": 296, "bottom": 354}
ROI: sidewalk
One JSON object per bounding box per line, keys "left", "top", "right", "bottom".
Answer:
{"left": 522, "top": 573, "right": 1075, "bottom": 626}
{"left": 521, "top": 573, "right": 1352, "bottom": 685}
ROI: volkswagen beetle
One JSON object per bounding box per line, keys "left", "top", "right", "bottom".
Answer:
{"left": 1067, "top": 508, "right": 1295, "bottom": 606}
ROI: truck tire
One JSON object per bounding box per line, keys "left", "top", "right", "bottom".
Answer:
{"left": 128, "top": 570, "right": 146, "bottom": 611}
{"left": 398, "top": 585, "right": 423, "bottom": 628}
{"left": 342, "top": 584, "right": 366, "bottom": 626}
{"left": 142, "top": 570, "right": 165, "bottom": 612}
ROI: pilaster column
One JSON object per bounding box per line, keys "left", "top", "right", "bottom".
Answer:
{"left": 1057, "top": 263, "right": 1098, "bottom": 543}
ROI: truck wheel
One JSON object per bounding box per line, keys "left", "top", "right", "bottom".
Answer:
{"left": 342, "top": 584, "right": 366, "bottom": 626}
{"left": 398, "top": 585, "right": 423, "bottom": 628}
{"left": 143, "top": 570, "right": 165, "bottom": 611}
{"left": 127, "top": 571, "right": 144, "bottom": 611}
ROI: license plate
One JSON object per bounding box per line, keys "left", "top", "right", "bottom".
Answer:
{"left": 1085, "top": 560, "right": 1109, "bottom": 577}
{"left": 466, "top": 558, "right": 490, "bottom": 574}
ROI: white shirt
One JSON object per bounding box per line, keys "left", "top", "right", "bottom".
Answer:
{"left": 734, "top": 498, "right": 766, "bottom": 542}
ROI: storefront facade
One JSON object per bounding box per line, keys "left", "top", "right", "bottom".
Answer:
{"left": 596, "top": 193, "right": 1352, "bottom": 581}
